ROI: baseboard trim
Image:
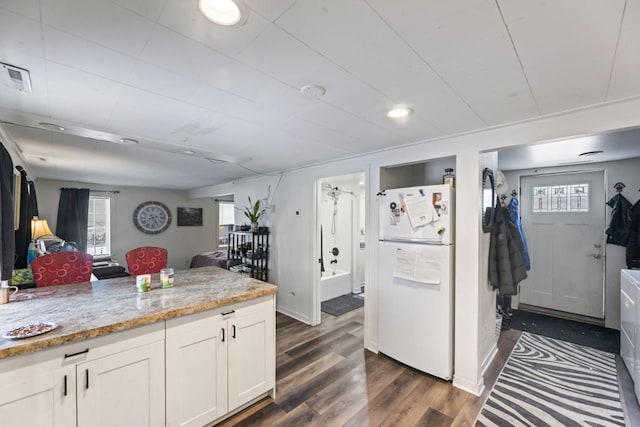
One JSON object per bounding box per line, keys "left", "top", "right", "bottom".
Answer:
{"left": 276, "top": 306, "right": 310, "bottom": 325}
{"left": 453, "top": 375, "right": 485, "bottom": 397}
{"left": 481, "top": 343, "right": 498, "bottom": 376}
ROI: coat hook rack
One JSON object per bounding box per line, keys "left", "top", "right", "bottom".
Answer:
{"left": 614, "top": 182, "right": 626, "bottom": 192}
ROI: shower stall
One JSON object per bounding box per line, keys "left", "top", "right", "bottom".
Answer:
{"left": 317, "top": 173, "right": 365, "bottom": 302}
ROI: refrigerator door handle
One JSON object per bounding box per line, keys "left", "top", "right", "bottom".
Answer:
{"left": 380, "top": 238, "right": 451, "bottom": 246}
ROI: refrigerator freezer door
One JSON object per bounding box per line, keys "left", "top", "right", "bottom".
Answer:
{"left": 380, "top": 185, "right": 453, "bottom": 244}
{"left": 377, "top": 241, "right": 453, "bottom": 380}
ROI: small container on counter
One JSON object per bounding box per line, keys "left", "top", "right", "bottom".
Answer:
{"left": 136, "top": 274, "right": 151, "bottom": 292}
{"left": 160, "top": 268, "right": 175, "bottom": 288}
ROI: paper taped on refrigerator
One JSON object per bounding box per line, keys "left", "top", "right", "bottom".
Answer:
{"left": 403, "top": 195, "right": 432, "bottom": 228}
{"left": 393, "top": 247, "right": 441, "bottom": 285}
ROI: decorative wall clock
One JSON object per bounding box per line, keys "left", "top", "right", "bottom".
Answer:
{"left": 133, "top": 201, "right": 171, "bottom": 234}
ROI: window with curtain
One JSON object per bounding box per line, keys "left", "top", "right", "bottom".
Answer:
{"left": 87, "top": 196, "right": 111, "bottom": 256}
{"left": 218, "top": 202, "right": 234, "bottom": 248}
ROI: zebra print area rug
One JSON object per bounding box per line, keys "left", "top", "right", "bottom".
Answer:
{"left": 476, "top": 332, "right": 625, "bottom": 427}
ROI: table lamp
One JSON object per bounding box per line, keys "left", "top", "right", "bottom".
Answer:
{"left": 31, "top": 216, "right": 54, "bottom": 240}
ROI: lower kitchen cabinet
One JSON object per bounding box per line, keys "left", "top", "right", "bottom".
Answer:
{"left": 166, "top": 295, "right": 275, "bottom": 427}
{"left": 0, "top": 365, "right": 75, "bottom": 426}
{"left": 0, "top": 323, "right": 165, "bottom": 427}
{"left": 76, "top": 340, "right": 165, "bottom": 427}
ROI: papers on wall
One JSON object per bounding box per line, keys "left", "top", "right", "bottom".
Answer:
{"left": 393, "top": 247, "right": 441, "bottom": 285}
{"left": 403, "top": 195, "right": 431, "bottom": 228}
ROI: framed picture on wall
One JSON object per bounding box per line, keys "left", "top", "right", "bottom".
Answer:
{"left": 177, "top": 207, "right": 203, "bottom": 226}
{"left": 13, "top": 167, "right": 20, "bottom": 230}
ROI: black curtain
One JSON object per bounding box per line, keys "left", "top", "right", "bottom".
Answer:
{"left": 28, "top": 181, "right": 39, "bottom": 217}
{"left": 13, "top": 167, "right": 31, "bottom": 269}
{"left": 56, "top": 188, "right": 90, "bottom": 252}
{"left": 0, "top": 143, "right": 15, "bottom": 283}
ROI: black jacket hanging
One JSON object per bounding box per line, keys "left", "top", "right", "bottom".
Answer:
{"left": 13, "top": 167, "right": 32, "bottom": 269}
{"left": 489, "top": 207, "right": 528, "bottom": 295}
{"left": 606, "top": 193, "right": 632, "bottom": 246}
{"left": 627, "top": 200, "right": 640, "bottom": 269}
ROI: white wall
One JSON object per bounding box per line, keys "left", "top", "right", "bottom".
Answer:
{"left": 36, "top": 179, "right": 217, "bottom": 270}
{"left": 502, "top": 157, "right": 640, "bottom": 330}
{"left": 479, "top": 152, "right": 499, "bottom": 376}
{"left": 192, "top": 95, "right": 640, "bottom": 396}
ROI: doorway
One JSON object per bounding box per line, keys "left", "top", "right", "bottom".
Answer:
{"left": 518, "top": 171, "right": 606, "bottom": 319}
{"left": 314, "top": 172, "right": 366, "bottom": 323}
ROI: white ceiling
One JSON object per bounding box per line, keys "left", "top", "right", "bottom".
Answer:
{"left": 497, "top": 126, "right": 640, "bottom": 171}
{"left": 0, "top": 0, "right": 639, "bottom": 189}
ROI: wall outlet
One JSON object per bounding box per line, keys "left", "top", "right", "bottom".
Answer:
{"left": 295, "top": 209, "right": 302, "bottom": 217}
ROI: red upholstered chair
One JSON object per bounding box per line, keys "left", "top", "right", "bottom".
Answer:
{"left": 125, "top": 247, "right": 168, "bottom": 275}
{"left": 31, "top": 252, "right": 94, "bottom": 287}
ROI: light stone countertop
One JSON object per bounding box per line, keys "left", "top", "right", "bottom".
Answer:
{"left": 0, "top": 266, "right": 277, "bottom": 360}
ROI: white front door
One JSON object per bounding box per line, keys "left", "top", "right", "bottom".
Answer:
{"left": 519, "top": 171, "right": 605, "bottom": 318}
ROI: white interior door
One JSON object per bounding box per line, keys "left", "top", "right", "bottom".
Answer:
{"left": 519, "top": 171, "right": 605, "bottom": 318}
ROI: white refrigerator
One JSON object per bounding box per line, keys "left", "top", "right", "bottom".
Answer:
{"left": 378, "top": 184, "right": 454, "bottom": 380}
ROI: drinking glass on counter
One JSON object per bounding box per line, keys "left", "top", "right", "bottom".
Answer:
{"left": 136, "top": 275, "right": 151, "bottom": 292}
{"left": 160, "top": 268, "right": 174, "bottom": 288}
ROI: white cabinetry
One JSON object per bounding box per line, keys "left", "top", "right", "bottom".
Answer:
{"left": 621, "top": 269, "right": 640, "bottom": 404}
{"left": 0, "top": 364, "right": 74, "bottom": 426}
{"left": 0, "top": 323, "right": 165, "bottom": 427}
{"left": 76, "top": 340, "right": 165, "bottom": 427}
{"left": 166, "top": 295, "right": 275, "bottom": 427}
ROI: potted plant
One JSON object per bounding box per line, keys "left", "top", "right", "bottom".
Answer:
{"left": 244, "top": 196, "right": 265, "bottom": 232}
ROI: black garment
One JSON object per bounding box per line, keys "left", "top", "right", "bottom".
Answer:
{"left": 627, "top": 200, "right": 640, "bottom": 269}
{"left": 28, "top": 180, "right": 39, "bottom": 217}
{"left": 489, "top": 207, "right": 527, "bottom": 295}
{"left": 56, "top": 188, "right": 90, "bottom": 252}
{"left": 13, "top": 167, "right": 32, "bottom": 269}
{"left": 0, "top": 143, "right": 15, "bottom": 282}
{"left": 606, "top": 193, "right": 632, "bottom": 246}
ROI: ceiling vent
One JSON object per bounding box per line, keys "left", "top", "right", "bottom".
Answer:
{"left": 1, "top": 62, "right": 32, "bottom": 93}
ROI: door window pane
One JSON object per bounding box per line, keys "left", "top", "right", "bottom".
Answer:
{"left": 532, "top": 183, "right": 589, "bottom": 213}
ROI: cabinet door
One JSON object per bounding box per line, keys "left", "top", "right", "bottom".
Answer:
{"left": 166, "top": 312, "right": 228, "bottom": 427}
{"left": 76, "top": 341, "right": 165, "bottom": 427}
{"left": 228, "top": 301, "right": 275, "bottom": 410}
{"left": 0, "top": 366, "right": 75, "bottom": 427}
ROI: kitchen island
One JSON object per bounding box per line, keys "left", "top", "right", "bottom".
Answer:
{"left": 0, "top": 266, "right": 277, "bottom": 427}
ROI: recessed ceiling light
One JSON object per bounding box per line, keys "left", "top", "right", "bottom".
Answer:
{"left": 119, "top": 137, "right": 139, "bottom": 144}
{"left": 38, "top": 122, "right": 65, "bottom": 131}
{"left": 183, "top": 150, "right": 196, "bottom": 155}
{"left": 199, "top": 0, "right": 248, "bottom": 26}
{"left": 578, "top": 150, "right": 604, "bottom": 157}
{"left": 300, "top": 85, "right": 326, "bottom": 99}
{"left": 387, "top": 107, "right": 413, "bottom": 118}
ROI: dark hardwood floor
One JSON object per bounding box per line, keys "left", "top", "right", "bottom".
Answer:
{"left": 219, "top": 308, "right": 521, "bottom": 427}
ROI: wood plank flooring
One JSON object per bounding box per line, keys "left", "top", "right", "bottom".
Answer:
{"left": 219, "top": 308, "right": 520, "bottom": 427}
